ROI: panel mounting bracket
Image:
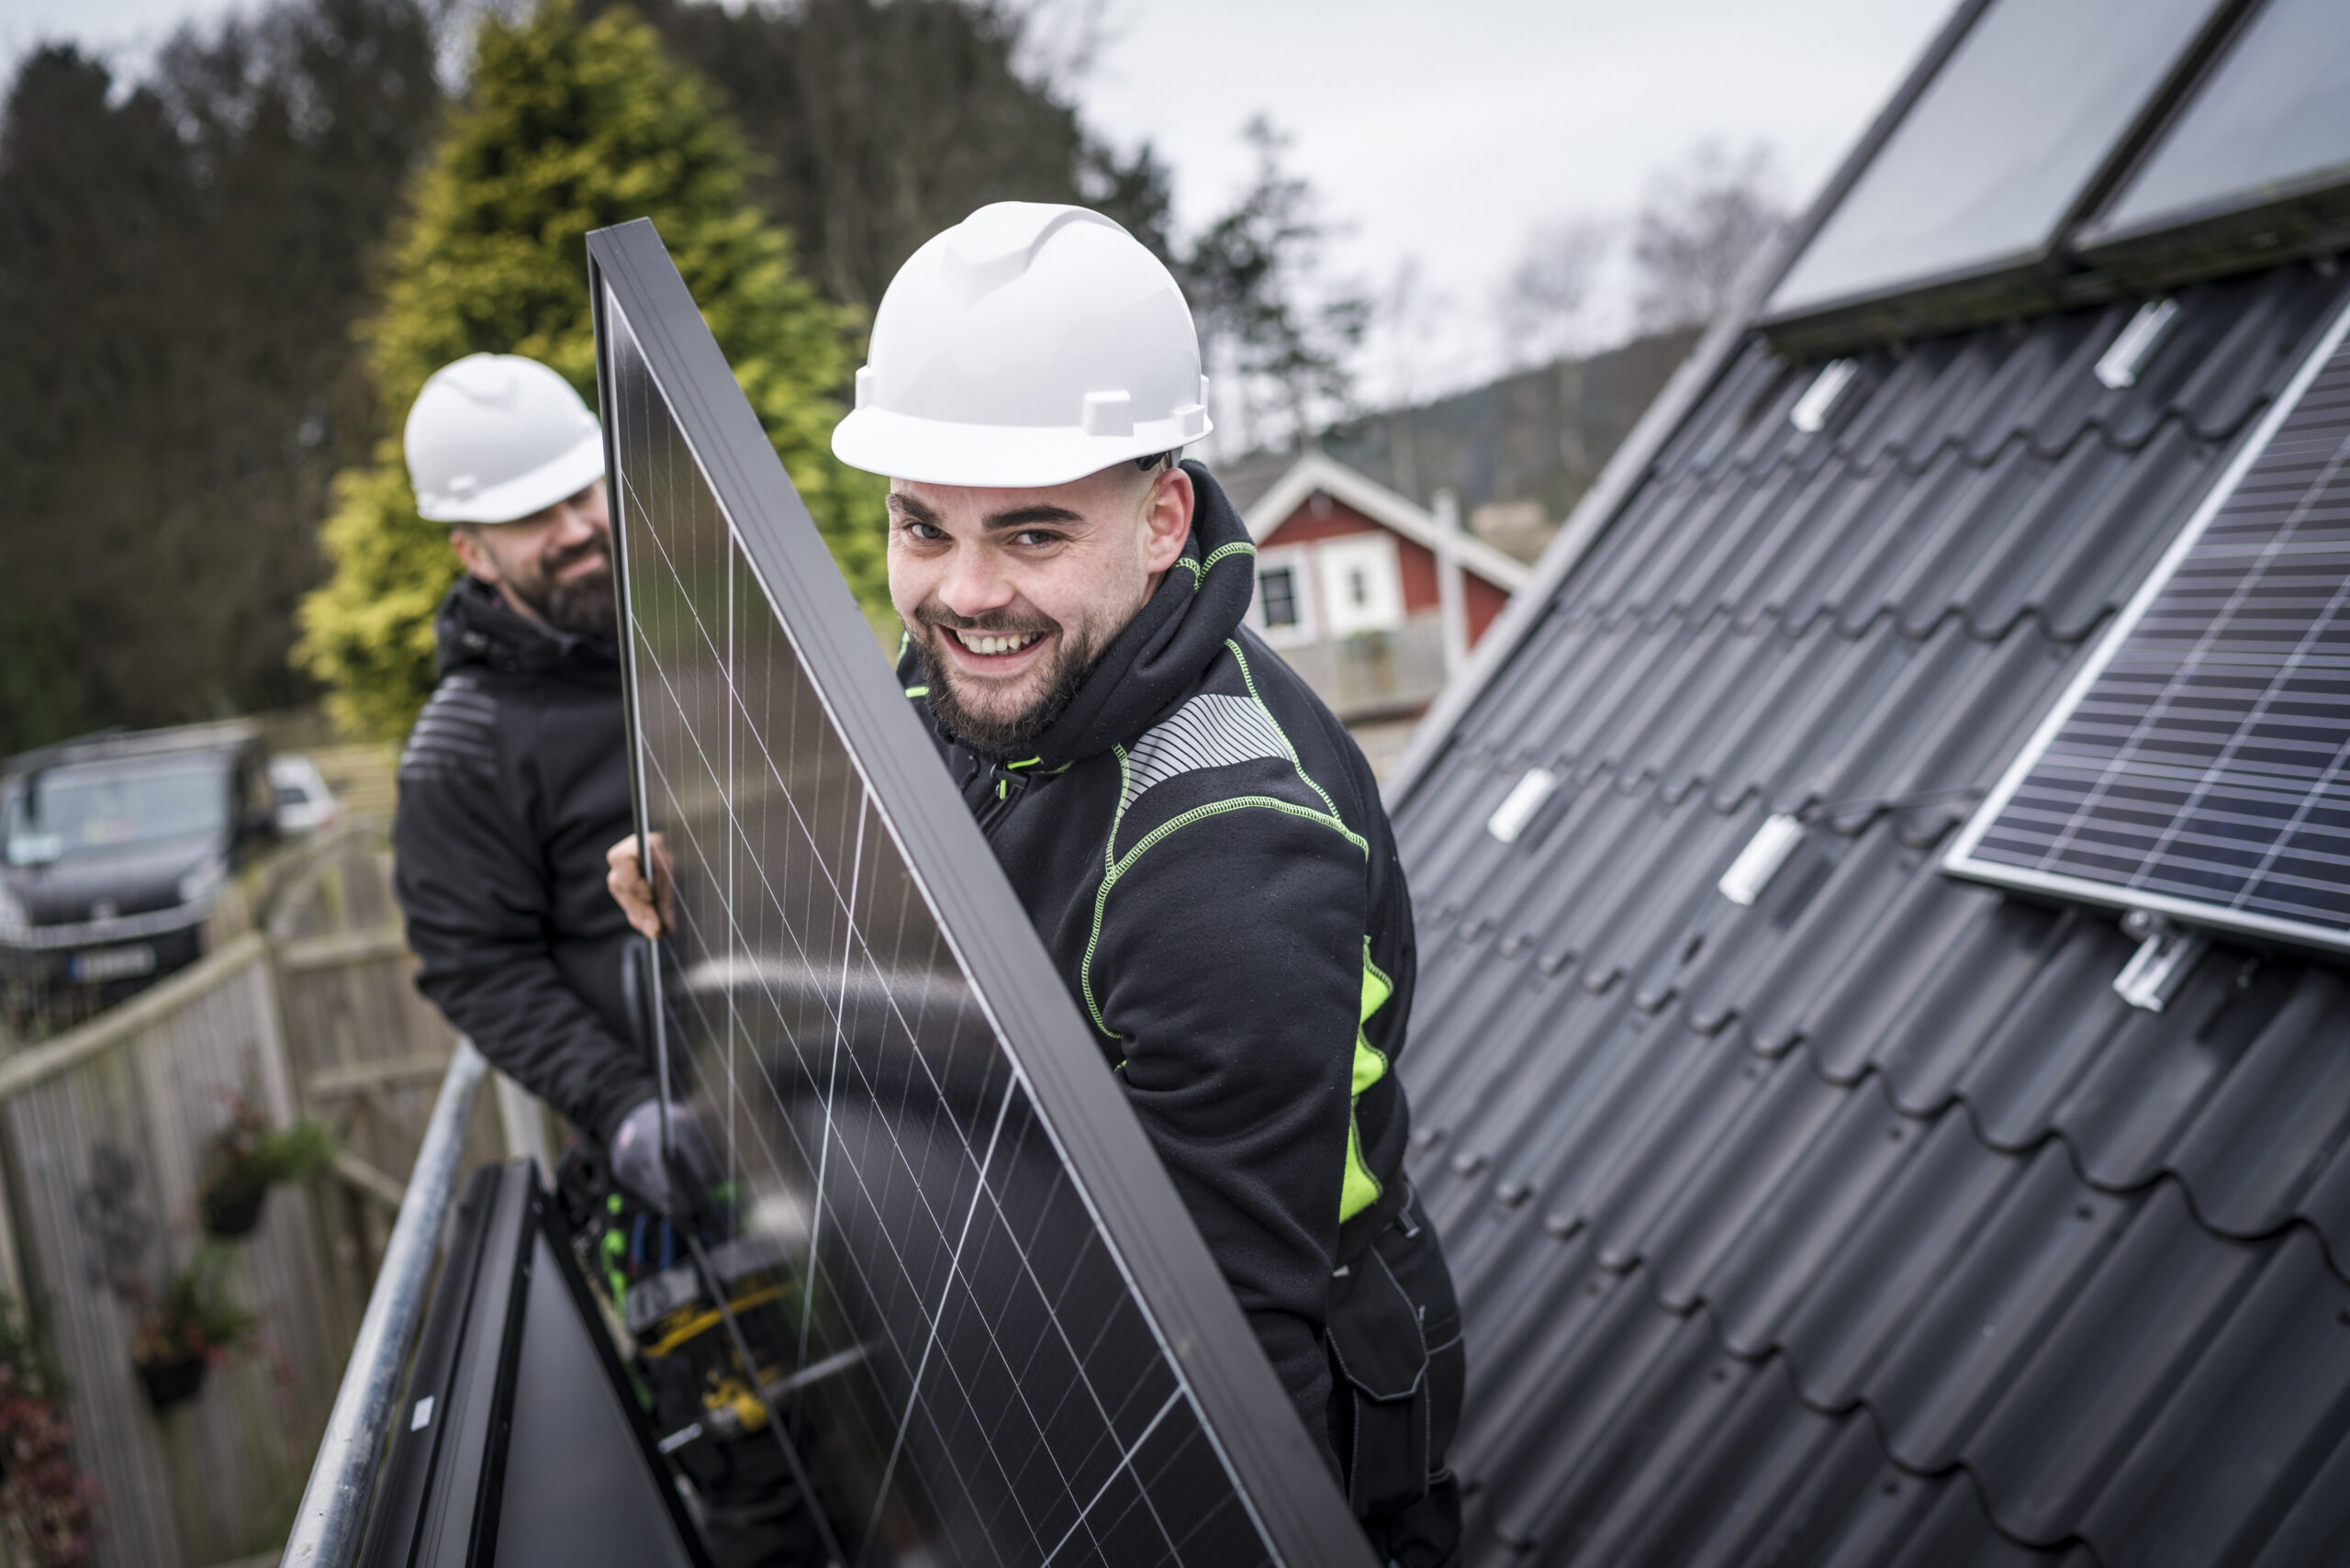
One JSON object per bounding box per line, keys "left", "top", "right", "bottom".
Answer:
{"left": 1718, "top": 813, "right": 1807, "bottom": 906}
{"left": 1789, "top": 358, "right": 1859, "bottom": 433}
{"left": 2113, "top": 910, "right": 2206, "bottom": 1012}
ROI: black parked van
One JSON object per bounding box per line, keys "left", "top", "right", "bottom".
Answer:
{"left": 0, "top": 722, "right": 278, "bottom": 1025}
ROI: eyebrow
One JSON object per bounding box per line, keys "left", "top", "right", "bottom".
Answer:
{"left": 887, "top": 494, "right": 1084, "bottom": 531}
{"left": 982, "top": 504, "right": 1083, "bottom": 531}
{"left": 887, "top": 492, "right": 943, "bottom": 527}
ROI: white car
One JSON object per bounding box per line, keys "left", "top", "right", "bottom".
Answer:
{"left": 269, "top": 754, "right": 340, "bottom": 835}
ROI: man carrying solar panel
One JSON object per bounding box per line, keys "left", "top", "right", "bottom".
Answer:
{"left": 392, "top": 353, "right": 722, "bottom": 1211}
{"left": 611, "top": 203, "right": 1464, "bottom": 1565}
{"left": 389, "top": 353, "right": 796, "bottom": 1565}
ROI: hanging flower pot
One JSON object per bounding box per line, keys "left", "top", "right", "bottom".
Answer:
{"left": 199, "top": 1098, "right": 336, "bottom": 1242}
{"left": 200, "top": 1180, "right": 268, "bottom": 1239}
{"left": 134, "top": 1352, "right": 207, "bottom": 1412}
{"left": 129, "top": 1246, "right": 253, "bottom": 1417}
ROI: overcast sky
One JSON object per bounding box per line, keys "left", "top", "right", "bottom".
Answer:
{"left": 1074, "top": 0, "right": 1952, "bottom": 397}
{"left": 5, "top": 0, "right": 1954, "bottom": 397}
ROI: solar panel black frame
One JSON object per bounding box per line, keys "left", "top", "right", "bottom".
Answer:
{"left": 585, "top": 217, "right": 1371, "bottom": 1568}
{"left": 1944, "top": 288, "right": 2350, "bottom": 954}
{"left": 356, "top": 1161, "right": 711, "bottom": 1568}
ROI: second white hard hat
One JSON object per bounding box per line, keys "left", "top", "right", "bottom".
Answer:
{"left": 404, "top": 353, "right": 605, "bottom": 525}
{"left": 832, "top": 202, "right": 1212, "bottom": 488}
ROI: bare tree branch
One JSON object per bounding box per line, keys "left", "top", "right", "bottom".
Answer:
{"left": 1631, "top": 139, "right": 1786, "bottom": 331}
{"left": 1494, "top": 216, "right": 1617, "bottom": 369}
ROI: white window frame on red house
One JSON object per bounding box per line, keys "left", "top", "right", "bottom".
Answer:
{"left": 1248, "top": 543, "right": 1321, "bottom": 647}
{"left": 1315, "top": 532, "right": 1405, "bottom": 638}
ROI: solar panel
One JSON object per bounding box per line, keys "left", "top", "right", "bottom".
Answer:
{"left": 359, "top": 1161, "right": 711, "bottom": 1568}
{"left": 1945, "top": 290, "right": 2350, "bottom": 954}
{"left": 1763, "top": 0, "right": 2220, "bottom": 322}
{"left": 586, "top": 218, "right": 1369, "bottom": 1568}
{"left": 2080, "top": 0, "right": 2350, "bottom": 249}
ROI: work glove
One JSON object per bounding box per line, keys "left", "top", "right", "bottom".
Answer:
{"left": 609, "top": 1097, "right": 721, "bottom": 1219}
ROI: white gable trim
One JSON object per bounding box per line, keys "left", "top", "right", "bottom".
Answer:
{"left": 1237, "top": 450, "right": 1531, "bottom": 594}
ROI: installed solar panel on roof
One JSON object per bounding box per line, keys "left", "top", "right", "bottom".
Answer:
{"left": 2081, "top": 0, "right": 2350, "bottom": 246}
{"left": 588, "top": 219, "right": 1367, "bottom": 1568}
{"left": 1763, "top": 0, "right": 2219, "bottom": 321}
{"left": 1946, "top": 293, "right": 2350, "bottom": 953}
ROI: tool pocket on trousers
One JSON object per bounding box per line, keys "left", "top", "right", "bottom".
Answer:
{"left": 1324, "top": 1244, "right": 1435, "bottom": 1518}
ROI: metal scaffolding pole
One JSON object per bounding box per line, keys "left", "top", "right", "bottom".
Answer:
{"left": 282, "top": 1039, "right": 487, "bottom": 1568}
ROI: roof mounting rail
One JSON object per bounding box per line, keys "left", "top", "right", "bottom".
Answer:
{"left": 1790, "top": 359, "right": 1859, "bottom": 433}
{"left": 2095, "top": 297, "right": 2180, "bottom": 389}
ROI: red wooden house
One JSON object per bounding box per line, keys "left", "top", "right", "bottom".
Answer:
{"left": 1227, "top": 452, "right": 1528, "bottom": 745}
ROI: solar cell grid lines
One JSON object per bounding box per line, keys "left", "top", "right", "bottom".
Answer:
{"left": 1948, "top": 292, "right": 2350, "bottom": 951}
{"left": 588, "top": 219, "right": 1366, "bottom": 1568}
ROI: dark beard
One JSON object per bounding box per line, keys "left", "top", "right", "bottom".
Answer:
{"left": 509, "top": 545, "right": 618, "bottom": 640}
{"left": 914, "top": 618, "right": 1099, "bottom": 754}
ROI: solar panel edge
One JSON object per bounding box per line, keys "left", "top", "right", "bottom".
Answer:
{"left": 584, "top": 218, "right": 1373, "bottom": 1567}
{"left": 1939, "top": 856, "right": 2350, "bottom": 957}
{"left": 1944, "top": 277, "right": 2350, "bottom": 953}
{"left": 1757, "top": 0, "right": 2238, "bottom": 330}
{"left": 1750, "top": 0, "right": 1995, "bottom": 332}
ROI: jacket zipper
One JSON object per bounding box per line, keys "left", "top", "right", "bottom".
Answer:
{"left": 968, "top": 764, "right": 1032, "bottom": 838}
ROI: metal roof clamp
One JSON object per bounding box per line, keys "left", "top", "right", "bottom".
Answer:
{"left": 1718, "top": 813, "right": 1807, "bottom": 906}
{"left": 2094, "top": 297, "right": 2179, "bottom": 390}
{"left": 1486, "top": 767, "right": 1561, "bottom": 845}
{"left": 2112, "top": 908, "right": 2207, "bottom": 1012}
{"left": 1789, "top": 359, "right": 1859, "bottom": 434}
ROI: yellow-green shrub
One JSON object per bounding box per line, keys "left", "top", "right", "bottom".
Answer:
{"left": 297, "top": 0, "right": 884, "bottom": 740}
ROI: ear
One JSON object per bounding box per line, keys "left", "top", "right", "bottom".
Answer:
{"left": 448, "top": 528, "right": 500, "bottom": 586}
{"left": 1139, "top": 465, "right": 1194, "bottom": 575}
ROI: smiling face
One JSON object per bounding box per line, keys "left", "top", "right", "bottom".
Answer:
{"left": 889, "top": 460, "right": 1194, "bottom": 752}
{"left": 448, "top": 479, "right": 615, "bottom": 638}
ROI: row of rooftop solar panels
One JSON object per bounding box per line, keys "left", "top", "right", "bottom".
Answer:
{"left": 1765, "top": 0, "right": 2350, "bottom": 349}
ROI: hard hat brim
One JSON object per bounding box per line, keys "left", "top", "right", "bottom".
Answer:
{"left": 832, "top": 405, "right": 1212, "bottom": 490}
{"left": 417, "top": 432, "right": 606, "bottom": 525}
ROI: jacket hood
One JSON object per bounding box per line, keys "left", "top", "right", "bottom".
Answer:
{"left": 906, "top": 459, "right": 1259, "bottom": 769}
{"left": 432, "top": 576, "right": 620, "bottom": 686}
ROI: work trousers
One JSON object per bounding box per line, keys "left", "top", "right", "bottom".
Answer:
{"left": 1325, "top": 1188, "right": 1465, "bottom": 1568}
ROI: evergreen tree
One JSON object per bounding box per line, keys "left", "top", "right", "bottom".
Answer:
{"left": 296, "top": 0, "right": 882, "bottom": 741}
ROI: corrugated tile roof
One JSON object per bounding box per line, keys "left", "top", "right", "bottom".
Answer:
{"left": 1392, "top": 257, "right": 2350, "bottom": 1566}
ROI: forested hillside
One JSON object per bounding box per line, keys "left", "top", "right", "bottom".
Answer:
{"left": 0, "top": 0, "right": 1176, "bottom": 752}
{"left": 0, "top": 0, "right": 1748, "bottom": 752}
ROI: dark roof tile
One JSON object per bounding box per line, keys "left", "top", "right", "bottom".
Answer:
{"left": 1410, "top": 980, "right": 2350, "bottom": 1563}
{"left": 2076, "top": 1229, "right": 2350, "bottom": 1568}
{"left": 1527, "top": 266, "right": 2344, "bottom": 658}
{"left": 1965, "top": 1181, "right": 2268, "bottom": 1542}
{"left": 1394, "top": 258, "right": 2350, "bottom": 1567}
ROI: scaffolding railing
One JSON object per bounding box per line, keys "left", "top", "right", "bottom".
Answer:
{"left": 281, "top": 1039, "right": 487, "bottom": 1568}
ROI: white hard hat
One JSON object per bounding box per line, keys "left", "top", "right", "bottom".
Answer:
{"left": 832, "top": 202, "right": 1212, "bottom": 488}
{"left": 404, "top": 353, "right": 604, "bottom": 524}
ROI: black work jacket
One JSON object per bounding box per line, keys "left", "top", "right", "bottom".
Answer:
{"left": 392, "top": 577, "right": 655, "bottom": 1144}
{"left": 903, "top": 462, "right": 1421, "bottom": 1451}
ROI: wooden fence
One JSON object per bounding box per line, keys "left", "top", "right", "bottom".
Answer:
{"left": 0, "top": 826, "right": 537, "bottom": 1568}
